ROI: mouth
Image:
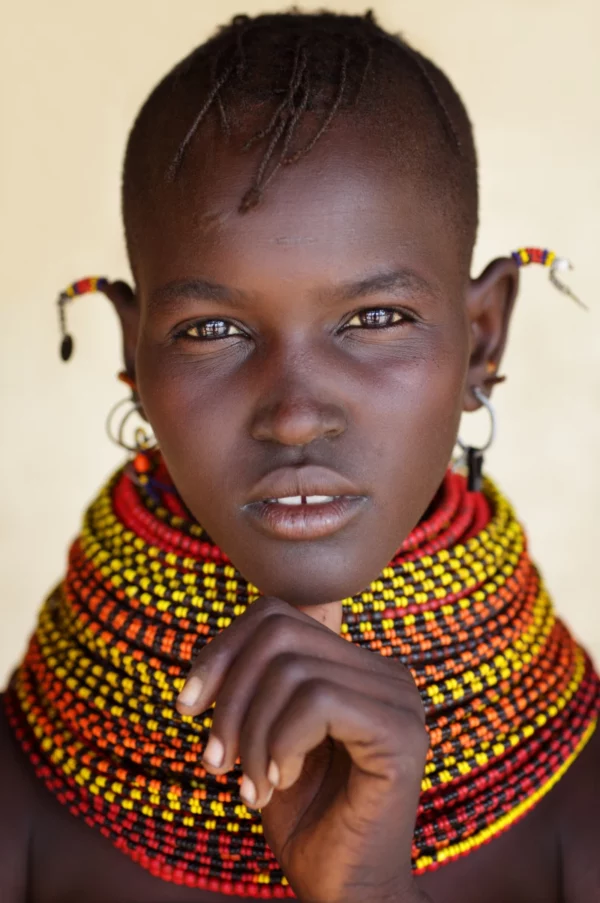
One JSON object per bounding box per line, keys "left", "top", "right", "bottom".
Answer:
{"left": 241, "top": 465, "right": 368, "bottom": 540}
{"left": 242, "top": 494, "right": 368, "bottom": 540}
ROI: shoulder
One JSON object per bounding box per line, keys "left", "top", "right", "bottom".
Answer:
{"left": 0, "top": 693, "right": 35, "bottom": 902}
{"left": 556, "top": 720, "right": 600, "bottom": 901}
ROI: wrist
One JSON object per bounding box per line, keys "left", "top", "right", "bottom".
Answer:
{"left": 330, "top": 884, "right": 434, "bottom": 903}
{"left": 374, "top": 884, "right": 434, "bottom": 903}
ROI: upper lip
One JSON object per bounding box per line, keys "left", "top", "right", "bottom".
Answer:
{"left": 244, "top": 466, "right": 364, "bottom": 504}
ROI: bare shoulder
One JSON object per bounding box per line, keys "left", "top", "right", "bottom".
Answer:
{"left": 0, "top": 693, "right": 34, "bottom": 902}
{"left": 555, "top": 721, "right": 600, "bottom": 901}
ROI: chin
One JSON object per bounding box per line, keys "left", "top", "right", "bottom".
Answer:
{"left": 239, "top": 563, "right": 377, "bottom": 608}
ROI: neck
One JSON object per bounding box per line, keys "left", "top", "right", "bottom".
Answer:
{"left": 297, "top": 599, "right": 343, "bottom": 632}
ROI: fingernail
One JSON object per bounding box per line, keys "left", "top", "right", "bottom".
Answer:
{"left": 240, "top": 774, "right": 256, "bottom": 806}
{"left": 203, "top": 734, "right": 224, "bottom": 768}
{"left": 177, "top": 675, "right": 203, "bottom": 708}
{"left": 267, "top": 759, "right": 280, "bottom": 787}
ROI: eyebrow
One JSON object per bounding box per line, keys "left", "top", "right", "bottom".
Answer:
{"left": 334, "top": 269, "right": 440, "bottom": 302}
{"left": 148, "top": 278, "right": 243, "bottom": 311}
{"left": 148, "top": 268, "right": 440, "bottom": 312}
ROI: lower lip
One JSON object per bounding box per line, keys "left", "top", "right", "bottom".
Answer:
{"left": 242, "top": 496, "right": 368, "bottom": 540}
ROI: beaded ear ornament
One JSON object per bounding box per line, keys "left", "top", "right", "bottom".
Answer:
{"left": 511, "top": 247, "right": 587, "bottom": 309}
{"left": 54, "top": 276, "right": 168, "bottom": 499}
{"left": 56, "top": 276, "right": 111, "bottom": 361}
{"left": 453, "top": 246, "right": 587, "bottom": 491}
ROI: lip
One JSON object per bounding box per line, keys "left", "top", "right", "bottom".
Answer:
{"left": 242, "top": 495, "right": 368, "bottom": 540}
{"left": 245, "top": 465, "right": 363, "bottom": 504}
{"left": 242, "top": 465, "right": 368, "bottom": 540}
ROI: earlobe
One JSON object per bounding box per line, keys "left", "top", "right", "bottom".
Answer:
{"left": 463, "top": 257, "right": 520, "bottom": 412}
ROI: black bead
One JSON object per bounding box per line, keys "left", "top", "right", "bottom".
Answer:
{"left": 60, "top": 334, "right": 74, "bottom": 361}
{"left": 466, "top": 447, "right": 484, "bottom": 493}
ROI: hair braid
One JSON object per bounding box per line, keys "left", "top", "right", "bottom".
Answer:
{"left": 123, "top": 8, "right": 479, "bottom": 264}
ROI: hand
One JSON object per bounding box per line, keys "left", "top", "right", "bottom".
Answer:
{"left": 176, "top": 596, "right": 430, "bottom": 903}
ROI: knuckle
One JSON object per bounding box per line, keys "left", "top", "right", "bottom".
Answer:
{"left": 266, "top": 652, "right": 309, "bottom": 686}
{"left": 380, "top": 751, "right": 424, "bottom": 785}
{"left": 292, "top": 677, "right": 332, "bottom": 711}
{"left": 373, "top": 714, "right": 429, "bottom": 782}
{"left": 259, "top": 613, "right": 297, "bottom": 649}
{"left": 394, "top": 709, "right": 430, "bottom": 755}
{"left": 255, "top": 595, "right": 288, "bottom": 616}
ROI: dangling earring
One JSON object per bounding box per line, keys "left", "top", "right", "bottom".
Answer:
{"left": 455, "top": 386, "right": 496, "bottom": 493}
{"left": 56, "top": 277, "right": 110, "bottom": 360}
{"left": 106, "top": 375, "right": 158, "bottom": 477}
{"left": 510, "top": 247, "right": 587, "bottom": 310}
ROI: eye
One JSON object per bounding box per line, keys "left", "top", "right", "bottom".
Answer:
{"left": 174, "top": 318, "right": 245, "bottom": 341}
{"left": 343, "top": 307, "right": 413, "bottom": 330}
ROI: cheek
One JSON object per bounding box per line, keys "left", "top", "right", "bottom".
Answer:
{"left": 364, "top": 334, "right": 468, "bottom": 524}
{"left": 135, "top": 348, "right": 242, "bottom": 505}
{"left": 366, "top": 336, "right": 467, "bottom": 453}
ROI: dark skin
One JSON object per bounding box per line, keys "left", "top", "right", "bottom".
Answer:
{"left": 1, "top": 117, "right": 599, "bottom": 902}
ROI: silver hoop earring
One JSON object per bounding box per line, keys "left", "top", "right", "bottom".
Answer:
{"left": 455, "top": 386, "right": 496, "bottom": 492}
{"left": 106, "top": 396, "right": 157, "bottom": 453}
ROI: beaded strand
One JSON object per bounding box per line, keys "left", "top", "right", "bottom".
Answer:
{"left": 4, "top": 450, "right": 599, "bottom": 896}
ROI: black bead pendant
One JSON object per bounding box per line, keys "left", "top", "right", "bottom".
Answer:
{"left": 60, "top": 334, "right": 74, "bottom": 361}
{"left": 466, "top": 447, "right": 484, "bottom": 493}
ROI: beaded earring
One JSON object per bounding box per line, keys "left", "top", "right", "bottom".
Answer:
{"left": 511, "top": 247, "right": 587, "bottom": 309}
{"left": 110, "top": 373, "right": 182, "bottom": 505}
{"left": 56, "top": 276, "right": 110, "bottom": 361}
{"left": 107, "top": 372, "right": 158, "bottom": 482}
{"left": 455, "top": 246, "right": 586, "bottom": 491}
{"left": 456, "top": 386, "right": 496, "bottom": 492}
{"left": 54, "top": 277, "right": 159, "bottom": 485}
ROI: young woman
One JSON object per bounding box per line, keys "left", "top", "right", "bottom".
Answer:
{"left": 1, "top": 10, "right": 598, "bottom": 902}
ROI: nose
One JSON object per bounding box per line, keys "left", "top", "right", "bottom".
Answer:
{"left": 249, "top": 353, "right": 348, "bottom": 447}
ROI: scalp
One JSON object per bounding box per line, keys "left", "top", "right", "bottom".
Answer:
{"left": 122, "top": 9, "right": 479, "bottom": 276}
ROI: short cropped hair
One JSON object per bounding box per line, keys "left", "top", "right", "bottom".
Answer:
{"left": 123, "top": 9, "right": 479, "bottom": 272}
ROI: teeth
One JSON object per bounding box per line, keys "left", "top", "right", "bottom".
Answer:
{"left": 266, "top": 495, "right": 336, "bottom": 505}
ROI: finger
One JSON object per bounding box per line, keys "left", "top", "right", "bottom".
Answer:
{"left": 176, "top": 596, "right": 409, "bottom": 718}
{"left": 266, "top": 680, "right": 429, "bottom": 807}
{"left": 175, "top": 597, "right": 326, "bottom": 715}
{"left": 212, "top": 652, "right": 421, "bottom": 801}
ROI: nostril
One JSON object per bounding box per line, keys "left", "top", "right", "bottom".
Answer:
{"left": 251, "top": 401, "right": 347, "bottom": 446}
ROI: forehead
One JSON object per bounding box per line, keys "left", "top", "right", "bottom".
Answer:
{"left": 134, "top": 118, "right": 466, "bottom": 303}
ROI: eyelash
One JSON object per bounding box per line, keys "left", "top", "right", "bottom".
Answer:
{"left": 173, "top": 307, "right": 416, "bottom": 342}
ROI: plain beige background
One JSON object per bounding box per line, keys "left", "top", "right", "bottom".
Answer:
{"left": 1, "top": 0, "right": 599, "bottom": 686}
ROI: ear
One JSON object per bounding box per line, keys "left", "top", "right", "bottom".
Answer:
{"left": 464, "top": 257, "right": 520, "bottom": 412}
{"left": 102, "top": 280, "right": 140, "bottom": 384}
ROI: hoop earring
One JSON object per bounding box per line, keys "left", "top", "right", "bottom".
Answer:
{"left": 106, "top": 395, "right": 157, "bottom": 455}
{"left": 455, "top": 386, "right": 496, "bottom": 493}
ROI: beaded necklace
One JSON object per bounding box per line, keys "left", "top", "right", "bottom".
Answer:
{"left": 4, "top": 451, "right": 599, "bottom": 898}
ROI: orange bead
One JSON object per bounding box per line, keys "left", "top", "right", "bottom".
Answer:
{"left": 134, "top": 453, "right": 151, "bottom": 474}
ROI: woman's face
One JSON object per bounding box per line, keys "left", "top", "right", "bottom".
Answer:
{"left": 132, "top": 122, "right": 472, "bottom": 606}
